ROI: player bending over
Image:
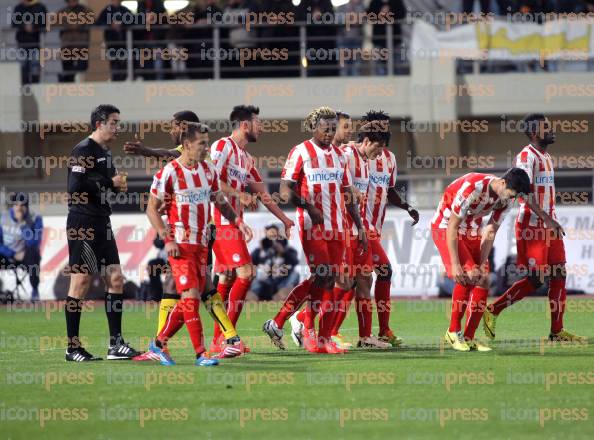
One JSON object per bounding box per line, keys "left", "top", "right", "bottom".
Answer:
{"left": 432, "top": 168, "right": 530, "bottom": 352}
{"left": 483, "top": 114, "right": 586, "bottom": 343}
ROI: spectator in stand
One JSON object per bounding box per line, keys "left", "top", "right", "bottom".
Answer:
{"left": 11, "top": 0, "right": 47, "bottom": 84}
{"left": 367, "top": 0, "right": 406, "bottom": 75}
{"left": 96, "top": 0, "right": 135, "bottom": 81}
{"left": 0, "top": 193, "right": 43, "bottom": 301}
{"left": 258, "top": 0, "right": 299, "bottom": 77}
{"left": 56, "top": 0, "right": 93, "bottom": 82}
{"left": 298, "top": 0, "right": 337, "bottom": 76}
{"left": 221, "top": 0, "right": 260, "bottom": 78}
{"left": 337, "top": 0, "right": 365, "bottom": 76}
{"left": 134, "top": 0, "right": 172, "bottom": 80}
{"left": 250, "top": 225, "right": 299, "bottom": 301}
{"left": 182, "top": 0, "right": 222, "bottom": 79}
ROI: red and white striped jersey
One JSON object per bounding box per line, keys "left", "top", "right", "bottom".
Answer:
{"left": 150, "top": 159, "right": 219, "bottom": 245}
{"left": 431, "top": 172, "right": 512, "bottom": 235}
{"left": 210, "top": 136, "right": 262, "bottom": 226}
{"left": 341, "top": 143, "right": 369, "bottom": 233}
{"left": 282, "top": 139, "right": 352, "bottom": 232}
{"left": 365, "top": 148, "right": 397, "bottom": 232}
{"left": 515, "top": 144, "right": 556, "bottom": 228}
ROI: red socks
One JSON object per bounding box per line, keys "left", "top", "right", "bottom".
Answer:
{"left": 449, "top": 283, "right": 472, "bottom": 333}
{"left": 549, "top": 278, "right": 566, "bottom": 334}
{"left": 181, "top": 298, "right": 204, "bottom": 354}
{"left": 355, "top": 296, "right": 372, "bottom": 338}
{"left": 213, "top": 281, "right": 232, "bottom": 341}
{"left": 159, "top": 297, "right": 204, "bottom": 354}
{"left": 464, "top": 287, "right": 488, "bottom": 340}
{"left": 374, "top": 279, "right": 391, "bottom": 336}
{"left": 273, "top": 279, "right": 313, "bottom": 328}
{"left": 317, "top": 289, "right": 335, "bottom": 341}
{"left": 227, "top": 277, "right": 252, "bottom": 327}
{"left": 331, "top": 288, "right": 354, "bottom": 335}
{"left": 488, "top": 278, "right": 534, "bottom": 315}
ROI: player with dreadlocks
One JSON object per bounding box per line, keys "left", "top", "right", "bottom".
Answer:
{"left": 263, "top": 106, "right": 367, "bottom": 354}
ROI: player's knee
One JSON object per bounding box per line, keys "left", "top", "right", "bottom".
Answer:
{"left": 376, "top": 264, "right": 392, "bottom": 281}
{"left": 109, "top": 273, "right": 124, "bottom": 292}
{"left": 237, "top": 264, "right": 256, "bottom": 281}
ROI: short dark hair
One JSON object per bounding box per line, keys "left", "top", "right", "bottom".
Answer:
{"left": 522, "top": 113, "right": 546, "bottom": 139}
{"left": 336, "top": 111, "right": 350, "bottom": 121}
{"left": 502, "top": 167, "right": 531, "bottom": 196}
{"left": 180, "top": 123, "right": 209, "bottom": 144}
{"left": 358, "top": 110, "right": 390, "bottom": 145}
{"left": 229, "top": 105, "right": 259, "bottom": 123}
{"left": 90, "top": 104, "right": 120, "bottom": 131}
{"left": 8, "top": 192, "right": 29, "bottom": 206}
{"left": 173, "top": 110, "right": 199, "bottom": 124}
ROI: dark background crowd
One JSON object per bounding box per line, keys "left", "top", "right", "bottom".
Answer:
{"left": 8, "top": 0, "right": 594, "bottom": 82}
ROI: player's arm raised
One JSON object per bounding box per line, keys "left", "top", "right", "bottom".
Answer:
{"left": 248, "top": 180, "right": 294, "bottom": 238}
{"left": 124, "top": 134, "right": 181, "bottom": 159}
{"left": 211, "top": 191, "right": 253, "bottom": 242}
{"left": 387, "top": 187, "right": 419, "bottom": 225}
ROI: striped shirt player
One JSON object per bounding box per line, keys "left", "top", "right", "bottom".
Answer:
{"left": 282, "top": 139, "right": 352, "bottom": 251}
{"left": 431, "top": 173, "right": 512, "bottom": 280}
{"left": 341, "top": 143, "right": 373, "bottom": 275}
{"left": 365, "top": 148, "right": 398, "bottom": 233}
{"left": 431, "top": 170, "right": 526, "bottom": 350}
{"left": 150, "top": 159, "right": 219, "bottom": 292}
{"left": 209, "top": 136, "right": 262, "bottom": 271}
{"left": 514, "top": 144, "right": 565, "bottom": 268}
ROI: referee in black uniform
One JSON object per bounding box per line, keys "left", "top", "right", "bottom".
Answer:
{"left": 64, "top": 104, "right": 140, "bottom": 362}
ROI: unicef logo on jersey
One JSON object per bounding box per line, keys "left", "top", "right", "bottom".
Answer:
{"left": 228, "top": 166, "right": 248, "bottom": 182}
{"left": 306, "top": 168, "right": 344, "bottom": 183}
{"left": 535, "top": 175, "right": 554, "bottom": 184}
{"left": 354, "top": 179, "right": 368, "bottom": 192}
{"left": 369, "top": 173, "right": 391, "bottom": 186}
{"left": 177, "top": 189, "right": 210, "bottom": 204}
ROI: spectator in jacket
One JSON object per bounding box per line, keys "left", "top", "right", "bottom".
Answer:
{"left": 0, "top": 193, "right": 43, "bottom": 300}
{"left": 11, "top": 0, "right": 47, "bottom": 83}
{"left": 56, "top": 0, "right": 93, "bottom": 82}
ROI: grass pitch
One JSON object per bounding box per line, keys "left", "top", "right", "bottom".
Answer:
{"left": 1, "top": 297, "right": 593, "bottom": 440}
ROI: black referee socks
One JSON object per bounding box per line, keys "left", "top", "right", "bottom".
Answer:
{"left": 65, "top": 296, "right": 82, "bottom": 350}
{"left": 105, "top": 293, "right": 123, "bottom": 346}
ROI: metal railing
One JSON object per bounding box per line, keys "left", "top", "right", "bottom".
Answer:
{"left": 0, "top": 22, "right": 409, "bottom": 83}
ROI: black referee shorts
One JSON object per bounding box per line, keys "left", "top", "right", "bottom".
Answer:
{"left": 67, "top": 213, "right": 120, "bottom": 274}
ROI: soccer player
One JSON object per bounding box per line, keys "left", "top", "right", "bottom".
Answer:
{"left": 209, "top": 105, "right": 294, "bottom": 353}
{"left": 288, "top": 110, "right": 358, "bottom": 349}
{"left": 145, "top": 123, "right": 252, "bottom": 366}
{"left": 124, "top": 111, "right": 204, "bottom": 359}
{"left": 263, "top": 106, "right": 367, "bottom": 354}
{"left": 64, "top": 104, "right": 141, "bottom": 362}
{"left": 432, "top": 168, "right": 531, "bottom": 352}
{"left": 483, "top": 114, "right": 585, "bottom": 342}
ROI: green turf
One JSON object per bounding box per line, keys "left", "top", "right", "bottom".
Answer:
{"left": 1, "top": 297, "right": 593, "bottom": 440}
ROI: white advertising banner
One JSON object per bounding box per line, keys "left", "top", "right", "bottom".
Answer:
{"left": 2, "top": 207, "right": 593, "bottom": 300}
{"left": 411, "top": 19, "right": 594, "bottom": 61}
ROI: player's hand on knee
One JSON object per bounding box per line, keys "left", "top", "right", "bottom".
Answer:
{"left": 452, "top": 264, "right": 468, "bottom": 285}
